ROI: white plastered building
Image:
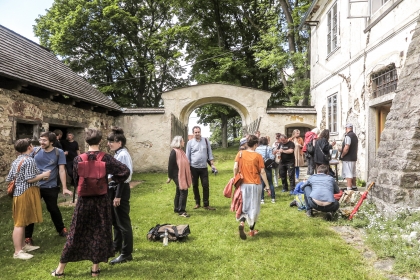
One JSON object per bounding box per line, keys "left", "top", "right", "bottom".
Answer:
{"left": 301, "top": 0, "right": 420, "bottom": 180}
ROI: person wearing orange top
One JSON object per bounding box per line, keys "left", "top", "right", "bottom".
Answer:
{"left": 233, "top": 135, "right": 269, "bottom": 240}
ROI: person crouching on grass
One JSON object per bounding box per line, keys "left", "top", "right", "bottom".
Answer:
{"left": 233, "top": 135, "right": 270, "bottom": 239}
{"left": 6, "top": 139, "right": 51, "bottom": 260}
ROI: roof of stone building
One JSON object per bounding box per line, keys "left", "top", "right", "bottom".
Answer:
{"left": 122, "top": 108, "right": 165, "bottom": 114}
{"left": 0, "top": 25, "right": 121, "bottom": 111}
{"left": 266, "top": 106, "right": 316, "bottom": 114}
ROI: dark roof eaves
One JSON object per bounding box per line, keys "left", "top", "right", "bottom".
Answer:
{"left": 298, "top": 0, "right": 319, "bottom": 30}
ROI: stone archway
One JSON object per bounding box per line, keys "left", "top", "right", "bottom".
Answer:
{"left": 161, "top": 84, "right": 272, "bottom": 137}
{"left": 118, "top": 84, "right": 316, "bottom": 172}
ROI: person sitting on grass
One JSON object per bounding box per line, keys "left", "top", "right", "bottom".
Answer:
{"left": 6, "top": 139, "right": 51, "bottom": 260}
{"left": 301, "top": 164, "right": 340, "bottom": 221}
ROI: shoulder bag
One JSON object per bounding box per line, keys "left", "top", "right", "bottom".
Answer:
{"left": 233, "top": 152, "right": 243, "bottom": 188}
{"left": 7, "top": 156, "right": 28, "bottom": 197}
{"left": 264, "top": 147, "right": 276, "bottom": 169}
{"left": 318, "top": 145, "right": 331, "bottom": 162}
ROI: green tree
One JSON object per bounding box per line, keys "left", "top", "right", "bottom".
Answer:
{"left": 174, "top": 0, "right": 289, "bottom": 144}
{"left": 253, "top": 0, "right": 311, "bottom": 105}
{"left": 34, "top": 0, "right": 188, "bottom": 107}
{"left": 196, "top": 104, "right": 240, "bottom": 148}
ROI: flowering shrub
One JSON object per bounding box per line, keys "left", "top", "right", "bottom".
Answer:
{"left": 348, "top": 203, "right": 420, "bottom": 274}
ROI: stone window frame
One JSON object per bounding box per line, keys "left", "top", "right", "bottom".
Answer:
{"left": 327, "top": 93, "right": 338, "bottom": 133}
{"left": 9, "top": 117, "right": 42, "bottom": 144}
{"left": 327, "top": 2, "right": 339, "bottom": 55}
{"left": 371, "top": 63, "right": 398, "bottom": 98}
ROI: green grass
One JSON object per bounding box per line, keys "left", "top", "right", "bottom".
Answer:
{"left": 0, "top": 145, "right": 385, "bottom": 279}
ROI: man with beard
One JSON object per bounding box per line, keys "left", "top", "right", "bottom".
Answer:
{"left": 25, "top": 131, "right": 73, "bottom": 246}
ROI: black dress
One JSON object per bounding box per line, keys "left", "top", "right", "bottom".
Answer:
{"left": 59, "top": 152, "right": 130, "bottom": 264}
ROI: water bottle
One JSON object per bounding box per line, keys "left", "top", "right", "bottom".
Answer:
{"left": 163, "top": 229, "right": 168, "bottom": 246}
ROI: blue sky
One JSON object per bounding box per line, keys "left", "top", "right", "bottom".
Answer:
{"left": 0, "top": 0, "right": 54, "bottom": 43}
{"left": 0, "top": 0, "right": 210, "bottom": 137}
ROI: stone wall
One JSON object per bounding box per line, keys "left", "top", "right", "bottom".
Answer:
{"left": 369, "top": 16, "right": 420, "bottom": 212}
{"left": 0, "top": 87, "right": 115, "bottom": 184}
{"left": 115, "top": 114, "right": 168, "bottom": 172}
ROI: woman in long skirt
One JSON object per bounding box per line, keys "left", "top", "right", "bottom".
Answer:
{"left": 51, "top": 129, "right": 130, "bottom": 278}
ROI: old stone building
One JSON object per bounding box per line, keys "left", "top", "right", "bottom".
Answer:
{"left": 301, "top": 0, "right": 420, "bottom": 181}
{"left": 0, "top": 25, "right": 121, "bottom": 183}
{"left": 369, "top": 16, "right": 420, "bottom": 211}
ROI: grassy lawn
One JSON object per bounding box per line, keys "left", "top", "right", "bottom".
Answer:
{"left": 0, "top": 146, "right": 385, "bottom": 280}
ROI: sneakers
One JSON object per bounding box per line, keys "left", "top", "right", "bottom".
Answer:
{"left": 203, "top": 206, "right": 216, "bottom": 210}
{"left": 306, "top": 209, "right": 313, "bottom": 217}
{"left": 25, "top": 237, "right": 34, "bottom": 246}
{"left": 13, "top": 250, "right": 33, "bottom": 260}
{"left": 260, "top": 199, "right": 265, "bottom": 204}
{"left": 290, "top": 200, "right": 297, "bottom": 207}
{"left": 59, "top": 228, "right": 68, "bottom": 237}
{"left": 271, "top": 199, "right": 276, "bottom": 203}
{"left": 22, "top": 244, "right": 40, "bottom": 252}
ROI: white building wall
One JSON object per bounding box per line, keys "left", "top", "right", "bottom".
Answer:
{"left": 307, "top": 0, "right": 420, "bottom": 180}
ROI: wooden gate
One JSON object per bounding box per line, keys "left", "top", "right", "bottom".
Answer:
{"left": 171, "top": 114, "right": 188, "bottom": 145}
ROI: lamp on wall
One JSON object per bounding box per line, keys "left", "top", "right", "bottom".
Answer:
{"left": 39, "top": 126, "right": 45, "bottom": 133}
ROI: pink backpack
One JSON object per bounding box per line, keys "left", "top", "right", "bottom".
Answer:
{"left": 77, "top": 152, "right": 108, "bottom": 197}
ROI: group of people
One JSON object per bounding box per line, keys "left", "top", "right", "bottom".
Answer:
{"left": 7, "top": 127, "right": 135, "bottom": 277}
{"left": 232, "top": 123, "right": 359, "bottom": 237}
{"left": 8, "top": 121, "right": 360, "bottom": 274}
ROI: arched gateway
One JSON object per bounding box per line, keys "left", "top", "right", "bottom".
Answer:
{"left": 117, "top": 84, "right": 316, "bottom": 172}
{"left": 163, "top": 84, "right": 271, "bottom": 140}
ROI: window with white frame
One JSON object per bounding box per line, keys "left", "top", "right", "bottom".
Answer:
{"left": 327, "top": 2, "right": 338, "bottom": 54}
{"left": 371, "top": 0, "right": 390, "bottom": 14}
{"left": 371, "top": 63, "right": 398, "bottom": 98}
{"left": 328, "top": 94, "right": 337, "bottom": 133}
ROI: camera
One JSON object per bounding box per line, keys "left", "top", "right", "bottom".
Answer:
{"left": 211, "top": 167, "right": 218, "bottom": 175}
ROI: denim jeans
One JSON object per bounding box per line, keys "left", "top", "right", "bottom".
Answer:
{"left": 303, "top": 186, "right": 339, "bottom": 212}
{"left": 261, "top": 167, "right": 275, "bottom": 199}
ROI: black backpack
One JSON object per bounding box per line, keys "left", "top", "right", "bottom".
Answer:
{"left": 306, "top": 141, "right": 314, "bottom": 155}
{"left": 147, "top": 224, "right": 190, "bottom": 242}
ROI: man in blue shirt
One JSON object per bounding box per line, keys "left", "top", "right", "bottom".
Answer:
{"left": 25, "top": 131, "right": 73, "bottom": 245}
{"left": 301, "top": 164, "right": 340, "bottom": 221}
{"left": 186, "top": 126, "right": 217, "bottom": 210}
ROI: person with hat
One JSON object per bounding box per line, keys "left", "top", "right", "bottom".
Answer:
{"left": 339, "top": 123, "right": 358, "bottom": 191}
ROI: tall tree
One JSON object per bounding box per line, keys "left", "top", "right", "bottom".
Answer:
{"left": 174, "top": 0, "right": 288, "bottom": 145}
{"left": 196, "top": 104, "right": 239, "bottom": 148}
{"left": 34, "top": 0, "right": 188, "bottom": 107}
{"left": 253, "top": 0, "right": 311, "bottom": 105}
